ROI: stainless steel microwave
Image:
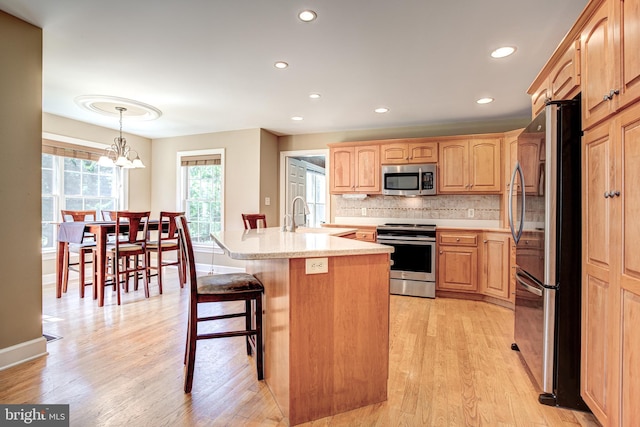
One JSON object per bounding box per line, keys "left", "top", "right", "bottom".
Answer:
{"left": 382, "top": 164, "right": 437, "bottom": 196}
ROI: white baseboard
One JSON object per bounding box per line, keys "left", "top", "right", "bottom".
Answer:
{"left": 0, "top": 336, "right": 48, "bottom": 371}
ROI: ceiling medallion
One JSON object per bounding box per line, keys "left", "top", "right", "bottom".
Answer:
{"left": 75, "top": 95, "right": 162, "bottom": 120}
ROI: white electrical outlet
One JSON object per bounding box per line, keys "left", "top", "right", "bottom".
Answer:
{"left": 467, "top": 208, "right": 475, "bottom": 218}
{"left": 305, "top": 258, "right": 328, "bottom": 274}
{"left": 265, "top": 197, "right": 271, "bottom": 206}
{"left": 361, "top": 207, "right": 367, "bottom": 216}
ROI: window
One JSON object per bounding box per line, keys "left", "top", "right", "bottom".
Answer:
{"left": 179, "top": 150, "right": 224, "bottom": 245}
{"left": 41, "top": 140, "right": 120, "bottom": 251}
{"left": 305, "top": 164, "right": 326, "bottom": 228}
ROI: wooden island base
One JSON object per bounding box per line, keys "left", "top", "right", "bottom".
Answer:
{"left": 247, "top": 253, "right": 390, "bottom": 426}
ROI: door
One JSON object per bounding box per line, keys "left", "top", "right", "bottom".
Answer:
{"left": 514, "top": 270, "right": 550, "bottom": 392}
{"left": 581, "top": 119, "right": 615, "bottom": 424}
{"left": 287, "top": 157, "right": 307, "bottom": 226}
{"left": 511, "top": 108, "right": 547, "bottom": 285}
{"left": 618, "top": 105, "right": 640, "bottom": 426}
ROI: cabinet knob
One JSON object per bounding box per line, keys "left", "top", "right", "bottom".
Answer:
{"left": 483, "top": 240, "right": 488, "bottom": 243}
{"left": 439, "top": 251, "right": 443, "bottom": 254}
{"left": 456, "top": 238, "right": 460, "bottom": 241}
{"left": 614, "top": 190, "right": 621, "bottom": 197}
{"left": 604, "top": 191, "right": 610, "bottom": 198}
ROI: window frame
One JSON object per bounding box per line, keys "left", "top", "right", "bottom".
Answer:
{"left": 176, "top": 148, "right": 225, "bottom": 251}
{"left": 41, "top": 134, "right": 126, "bottom": 254}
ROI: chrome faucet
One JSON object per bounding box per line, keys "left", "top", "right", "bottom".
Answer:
{"left": 289, "top": 196, "right": 310, "bottom": 231}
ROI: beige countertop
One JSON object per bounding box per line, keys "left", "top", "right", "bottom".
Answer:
{"left": 212, "top": 227, "right": 393, "bottom": 260}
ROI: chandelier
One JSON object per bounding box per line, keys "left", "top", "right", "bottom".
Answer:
{"left": 98, "top": 106, "right": 145, "bottom": 168}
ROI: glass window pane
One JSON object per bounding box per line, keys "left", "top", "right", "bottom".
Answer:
{"left": 42, "top": 196, "right": 54, "bottom": 222}
{"left": 42, "top": 153, "right": 53, "bottom": 169}
{"left": 63, "top": 157, "right": 81, "bottom": 172}
{"left": 83, "top": 173, "right": 99, "bottom": 196}
{"left": 183, "top": 162, "right": 223, "bottom": 244}
{"left": 64, "top": 171, "right": 81, "bottom": 195}
{"left": 42, "top": 168, "right": 53, "bottom": 194}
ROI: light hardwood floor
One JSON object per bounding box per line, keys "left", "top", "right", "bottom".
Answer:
{"left": 0, "top": 271, "right": 599, "bottom": 426}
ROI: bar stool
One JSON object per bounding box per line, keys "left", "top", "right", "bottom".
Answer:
{"left": 175, "top": 215, "right": 264, "bottom": 393}
{"left": 60, "top": 209, "right": 97, "bottom": 298}
{"left": 147, "top": 211, "right": 186, "bottom": 291}
{"left": 242, "top": 213, "right": 267, "bottom": 230}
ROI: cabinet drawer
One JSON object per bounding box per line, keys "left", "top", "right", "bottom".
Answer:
{"left": 355, "top": 230, "right": 376, "bottom": 242}
{"left": 439, "top": 233, "right": 478, "bottom": 246}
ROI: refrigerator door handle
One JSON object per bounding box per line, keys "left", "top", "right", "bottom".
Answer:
{"left": 516, "top": 272, "right": 543, "bottom": 296}
{"left": 508, "top": 162, "right": 525, "bottom": 244}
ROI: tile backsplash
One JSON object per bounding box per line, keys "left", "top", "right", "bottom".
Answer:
{"left": 333, "top": 194, "right": 501, "bottom": 220}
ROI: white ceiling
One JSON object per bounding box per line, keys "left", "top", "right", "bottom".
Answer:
{"left": 0, "top": 0, "right": 589, "bottom": 139}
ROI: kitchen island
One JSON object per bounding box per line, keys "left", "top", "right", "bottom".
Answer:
{"left": 212, "top": 227, "right": 393, "bottom": 425}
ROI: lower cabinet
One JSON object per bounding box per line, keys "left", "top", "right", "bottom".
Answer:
{"left": 480, "top": 232, "right": 511, "bottom": 300}
{"left": 437, "top": 231, "right": 479, "bottom": 292}
{"left": 437, "top": 229, "right": 515, "bottom": 305}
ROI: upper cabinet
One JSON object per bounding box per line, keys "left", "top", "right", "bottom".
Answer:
{"left": 438, "top": 137, "right": 502, "bottom": 194}
{"left": 529, "top": 39, "right": 581, "bottom": 118}
{"left": 380, "top": 140, "right": 437, "bottom": 164}
{"left": 581, "top": 0, "right": 640, "bottom": 130}
{"left": 329, "top": 143, "right": 381, "bottom": 194}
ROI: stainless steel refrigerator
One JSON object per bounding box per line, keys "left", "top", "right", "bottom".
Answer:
{"left": 508, "top": 95, "right": 589, "bottom": 411}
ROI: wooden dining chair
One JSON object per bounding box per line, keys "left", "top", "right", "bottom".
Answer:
{"left": 147, "top": 211, "right": 186, "bottom": 292}
{"left": 175, "top": 215, "right": 264, "bottom": 393}
{"left": 101, "top": 211, "right": 151, "bottom": 305}
{"left": 242, "top": 213, "right": 267, "bottom": 230}
{"left": 60, "top": 209, "right": 97, "bottom": 298}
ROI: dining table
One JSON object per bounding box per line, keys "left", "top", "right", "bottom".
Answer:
{"left": 56, "top": 220, "right": 163, "bottom": 307}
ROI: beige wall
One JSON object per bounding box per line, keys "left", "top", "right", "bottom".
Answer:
{"left": 151, "top": 128, "right": 266, "bottom": 268}
{"left": 0, "top": 12, "right": 44, "bottom": 355}
{"left": 259, "top": 129, "right": 279, "bottom": 224}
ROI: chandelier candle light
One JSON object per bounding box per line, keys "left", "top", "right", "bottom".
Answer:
{"left": 98, "top": 106, "right": 145, "bottom": 168}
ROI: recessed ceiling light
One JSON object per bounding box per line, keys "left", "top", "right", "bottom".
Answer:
{"left": 476, "top": 97, "right": 494, "bottom": 104}
{"left": 309, "top": 93, "right": 321, "bottom": 99}
{"left": 274, "top": 61, "right": 289, "bottom": 69}
{"left": 490, "top": 46, "right": 516, "bottom": 58}
{"left": 291, "top": 116, "right": 304, "bottom": 121}
{"left": 298, "top": 10, "right": 317, "bottom": 22}
{"left": 374, "top": 107, "right": 390, "bottom": 113}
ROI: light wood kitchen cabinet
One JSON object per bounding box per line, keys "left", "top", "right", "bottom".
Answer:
{"left": 518, "top": 134, "right": 544, "bottom": 195}
{"left": 437, "top": 231, "right": 478, "bottom": 293}
{"left": 438, "top": 138, "right": 502, "bottom": 194}
{"left": 380, "top": 140, "right": 437, "bottom": 164}
{"left": 329, "top": 144, "right": 380, "bottom": 194}
{"left": 582, "top": 100, "right": 640, "bottom": 427}
{"left": 581, "top": 0, "right": 640, "bottom": 130}
{"left": 479, "top": 232, "right": 511, "bottom": 301}
{"left": 529, "top": 39, "right": 581, "bottom": 118}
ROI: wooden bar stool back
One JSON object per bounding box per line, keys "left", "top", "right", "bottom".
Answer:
{"left": 102, "top": 211, "right": 151, "bottom": 305}
{"left": 175, "top": 215, "right": 264, "bottom": 393}
{"left": 147, "top": 211, "right": 186, "bottom": 292}
{"left": 242, "top": 213, "right": 267, "bottom": 230}
{"left": 60, "top": 209, "right": 97, "bottom": 298}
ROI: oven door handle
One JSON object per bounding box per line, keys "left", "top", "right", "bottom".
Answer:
{"left": 377, "top": 238, "right": 435, "bottom": 245}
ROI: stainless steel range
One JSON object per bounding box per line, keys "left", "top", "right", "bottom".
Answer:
{"left": 376, "top": 223, "right": 436, "bottom": 298}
